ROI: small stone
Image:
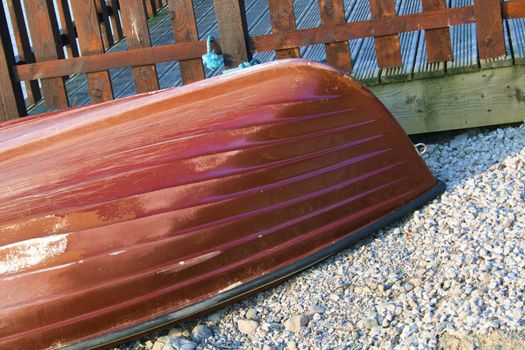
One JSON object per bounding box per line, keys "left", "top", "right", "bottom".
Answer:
{"left": 308, "top": 305, "right": 325, "bottom": 315}
{"left": 284, "top": 315, "right": 309, "bottom": 332}
{"left": 152, "top": 336, "right": 169, "bottom": 350}
{"left": 245, "top": 308, "right": 257, "bottom": 320}
{"left": 168, "top": 328, "right": 185, "bottom": 337}
{"left": 190, "top": 325, "right": 212, "bottom": 344}
{"left": 262, "top": 346, "right": 275, "bottom": 350}
{"left": 361, "top": 316, "right": 379, "bottom": 330}
{"left": 237, "top": 319, "right": 259, "bottom": 335}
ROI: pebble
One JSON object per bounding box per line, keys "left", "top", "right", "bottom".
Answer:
{"left": 114, "top": 124, "right": 525, "bottom": 350}
{"left": 190, "top": 325, "right": 212, "bottom": 344}
{"left": 237, "top": 319, "right": 259, "bottom": 335}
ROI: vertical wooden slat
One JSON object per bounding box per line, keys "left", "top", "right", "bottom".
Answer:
{"left": 145, "top": 0, "right": 157, "bottom": 17}
{"left": 213, "top": 0, "right": 251, "bottom": 68}
{"left": 319, "top": 0, "right": 352, "bottom": 72}
{"left": 474, "top": 0, "right": 506, "bottom": 59}
{"left": 6, "top": 0, "right": 41, "bottom": 106}
{"left": 24, "top": 0, "right": 68, "bottom": 110}
{"left": 95, "top": 0, "right": 115, "bottom": 50}
{"left": 56, "top": 0, "right": 80, "bottom": 58}
{"left": 168, "top": 0, "right": 205, "bottom": 84}
{"left": 120, "top": 0, "right": 160, "bottom": 93}
{"left": 70, "top": 0, "right": 113, "bottom": 103}
{"left": 108, "top": 0, "right": 125, "bottom": 42}
{"left": 422, "top": 0, "right": 452, "bottom": 62}
{"left": 0, "top": 5, "right": 26, "bottom": 119}
{"left": 268, "top": 0, "right": 300, "bottom": 59}
{"left": 369, "top": 0, "right": 402, "bottom": 67}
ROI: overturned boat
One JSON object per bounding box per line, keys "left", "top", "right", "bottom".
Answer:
{"left": 0, "top": 59, "right": 444, "bottom": 349}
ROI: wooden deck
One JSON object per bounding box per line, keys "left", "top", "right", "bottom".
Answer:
{"left": 28, "top": 0, "right": 525, "bottom": 134}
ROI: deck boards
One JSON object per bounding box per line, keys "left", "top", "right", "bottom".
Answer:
{"left": 28, "top": 0, "right": 525, "bottom": 116}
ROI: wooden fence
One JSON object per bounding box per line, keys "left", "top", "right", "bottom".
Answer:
{"left": 1, "top": 0, "right": 525, "bottom": 121}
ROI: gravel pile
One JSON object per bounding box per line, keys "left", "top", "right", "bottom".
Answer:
{"left": 115, "top": 123, "right": 525, "bottom": 350}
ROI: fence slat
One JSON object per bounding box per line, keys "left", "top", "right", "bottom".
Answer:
{"left": 70, "top": 0, "right": 114, "bottom": 103}
{"left": 213, "top": 0, "right": 251, "bottom": 68}
{"left": 369, "top": 0, "right": 402, "bottom": 67}
{"left": 95, "top": 0, "right": 115, "bottom": 50}
{"left": 145, "top": 0, "right": 157, "bottom": 17}
{"left": 0, "top": 5, "right": 26, "bottom": 120}
{"left": 56, "top": 0, "right": 80, "bottom": 58}
{"left": 474, "top": 0, "right": 505, "bottom": 59}
{"left": 6, "top": 0, "right": 41, "bottom": 106}
{"left": 318, "top": 0, "right": 352, "bottom": 72}
{"left": 120, "top": 0, "right": 160, "bottom": 93}
{"left": 168, "top": 0, "right": 205, "bottom": 84}
{"left": 422, "top": 0, "right": 452, "bottom": 63}
{"left": 268, "top": 0, "right": 300, "bottom": 59}
{"left": 108, "top": 0, "right": 125, "bottom": 42}
{"left": 24, "top": 0, "right": 68, "bottom": 110}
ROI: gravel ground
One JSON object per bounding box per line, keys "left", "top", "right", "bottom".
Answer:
{"left": 114, "top": 123, "right": 525, "bottom": 350}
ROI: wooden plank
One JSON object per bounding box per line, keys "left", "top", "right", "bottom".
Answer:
{"left": 380, "top": 0, "right": 421, "bottom": 84}
{"left": 56, "top": 0, "right": 80, "bottom": 58}
{"left": 268, "top": 0, "right": 301, "bottom": 59}
{"left": 413, "top": 28, "right": 446, "bottom": 79}
{"left": 474, "top": 0, "right": 505, "bottom": 59}
{"left": 108, "top": 0, "right": 125, "bottom": 42}
{"left": 250, "top": 6, "right": 476, "bottom": 53}
{"left": 213, "top": 0, "right": 251, "bottom": 68}
{"left": 23, "top": 0, "right": 68, "bottom": 110}
{"left": 319, "top": 0, "right": 352, "bottom": 71}
{"left": 120, "top": 0, "right": 160, "bottom": 93}
{"left": 168, "top": 0, "right": 205, "bottom": 84}
{"left": 447, "top": 0, "right": 478, "bottom": 75}
{"left": 480, "top": 19, "right": 513, "bottom": 69}
{"left": 369, "top": 0, "right": 402, "bottom": 67}
{"left": 95, "top": 0, "right": 115, "bottom": 50}
{"left": 422, "top": 0, "right": 452, "bottom": 62}
{"left": 70, "top": 0, "right": 114, "bottom": 103}
{"left": 0, "top": 5, "right": 26, "bottom": 119}
{"left": 370, "top": 65, "right": 525, "bottom": 134}
{"left": 502, "top": 0, "right": 525, "bottom": 19}
{"left": 145, "top": 0, "right": 157, "bottom": 17}
{"left": 6, "top": 0, "right": 41, "bottom": 106}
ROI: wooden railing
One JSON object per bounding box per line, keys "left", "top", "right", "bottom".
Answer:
{"left": 1, "top": 0, "right": 524, "bottom": 121}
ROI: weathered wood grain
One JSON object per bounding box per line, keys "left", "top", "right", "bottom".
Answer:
{"left": 168, "top": 0, "right": 205, "bottom": 84}
{"left": 268, "top": 0, "right": 301, "bottom": 59}
{"left": 318, "top": 0, "right": 352, "bottom": 72}
{"left": 56, "top": 0, "right": 80, "bottom": 58}
{"left": 369, "top": 0, "right": 402, "bottom": 68}
{"left": 120, "top": 0, "right": 160, "bottom": 93}
{"left": 23, "top": 0, "right": 68, "bottom": 110}
{"left": 422, "top": 0, "right": 452, "bottom": 62}
{"left": 474, "top": 0, "right": 505, "bottom": 59}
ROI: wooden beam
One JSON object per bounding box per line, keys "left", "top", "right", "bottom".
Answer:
{"left": 474, "top": 0, "right": 505, "bottom": 60}
{"left": 95, "top": 0, "right": 115, "bottom": 50}
{"left": 120, "top": 0, "right": 160, "bottom": 93}
{"left": 6, "top": 0, "right": 41, "bottom": 106}
{"left": 268, "top": 0, "right": 301, "bottom": 59}
{"left": 145, "top": 0, "right": 157, "bottom": 17}
{"left": 318, "top": 0, "right": 352, "bottom": 72}
{"left": 422, "top": 0, "right": 452, "bottom": 63}
{"left": 0, "top": 5, "right": 26, "bottom": 120}
{"left": 23, "top": 0, "right": 68, "bottom": 110}
{"left": 108, "top": 0, "right": 124, "bottom": 42}
{"left": 502, "top": 0, "right": 525, "bottom": 19}
{"left": 370, "top": 66, "right": 525, "bottom": 134}
{"left": 168, "top": 0, "right": 205, "bottom": 84}
{"left": 70, "top": 0, "right": 114, "bottom": 103}
{"left": 213, "top": 0, "right": 251, "bottom": 68}
{"left": 56, "top": 0, "right": 80, "bottom": 58}
{"left": 369, "top": 0, "right": 402, "bottom": 68}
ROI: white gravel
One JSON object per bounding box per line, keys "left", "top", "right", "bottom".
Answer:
{"left": 116, "top": 123, "right": 525, "bottom": 350}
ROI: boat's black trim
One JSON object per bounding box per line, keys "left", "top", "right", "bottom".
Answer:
{"left": 64, "top": 180, "right": 446, "bottom": 350}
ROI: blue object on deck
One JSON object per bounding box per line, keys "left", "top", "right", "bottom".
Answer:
{"left": 223, "top": 59, "right": 261, "bottom": 74}
{"left": 202, "top": 36, "right": 223, "bottom": 70}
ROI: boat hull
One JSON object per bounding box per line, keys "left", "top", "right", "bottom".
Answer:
{"left": 0, "top": 59, "right": 443, "bottom": 349}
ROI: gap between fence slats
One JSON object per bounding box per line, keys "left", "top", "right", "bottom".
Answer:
{"left": 168, "top": 0, "right": 205, "bottom": 84}
{"left": 70, "top": 0, "right": 114, "bottom": 103}
{"left": 23, "top": 0, "right": 68, "bottom": 110}
{"left": 120, "top": 0, "right": 160, "bottom": 93}
{"left": 268, "top": 0, "right": 301, "bottom": 59}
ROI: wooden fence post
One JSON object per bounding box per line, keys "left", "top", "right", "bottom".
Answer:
{"left": 95, "top": 0, "right": 115, "bottom": 50}
{"left": 422, "top": 0, "right": 452, "bottom": 63}
{"left": 268, "top": 0, "right": 301, "bottom": 59}
{"left": 168, "top": 0, "right": 205, "bottom": 84}
{"left": 108, "top": 0, "right": 125, "bottom": 43}
{"left": 369, "top": 0, "right": 402, "bottom": 68}
{"left": 6, "top": 0, "right": 42, "bottom": 106}
{"left": 120, "top": 0, "right": 160, "bottom": 93}
{"left": 213, "top": 0, "right": 251, "bottom": 68}
{"left": 0, "top": 5, "right": 26, "bottom": 120}
{"left": 70, "top": 0, "right": 114, "bottom": 103}
{"left": 474, "top": 0, "right": 506, "bottom": 60}
{"left": 56, "top": 0, "right": 80, "bottom": 58}
{"left": 24, "top": 0, "right": 69, "bottom": 110}
{"left": 319, "top": 0, "right": 352, "bottom": 72}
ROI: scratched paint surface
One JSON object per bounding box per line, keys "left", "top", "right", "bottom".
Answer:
{"left": 0, "top": 60, "right": 437, "bottom": 350}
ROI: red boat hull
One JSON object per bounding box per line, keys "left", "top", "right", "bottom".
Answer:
{"left": 0, "top": 59, "right": 443, "bottom": 349}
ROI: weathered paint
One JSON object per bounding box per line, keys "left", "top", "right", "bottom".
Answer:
{"left": 0, "top": 59, "right": 438, "bottom": 349}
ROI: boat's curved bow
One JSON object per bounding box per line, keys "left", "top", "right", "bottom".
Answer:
{"left": 0, "top": 59, "right": 444, "bottom": 349}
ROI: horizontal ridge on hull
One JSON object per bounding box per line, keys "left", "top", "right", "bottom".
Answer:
{"left": 0, "top": 59, "right": 443, "bottom": 350}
